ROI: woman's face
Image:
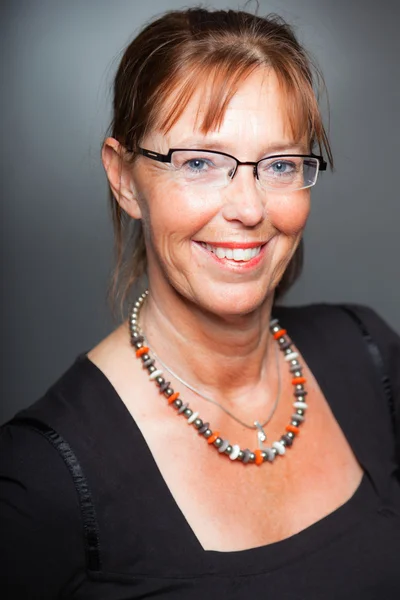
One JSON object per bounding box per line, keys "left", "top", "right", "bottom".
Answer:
{"left": 128, "top": 68, "right": 311, "bottom": 316}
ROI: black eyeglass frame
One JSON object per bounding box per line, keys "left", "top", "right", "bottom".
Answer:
{"left": 137, "top": 146, "right": 327, "bottom": 182}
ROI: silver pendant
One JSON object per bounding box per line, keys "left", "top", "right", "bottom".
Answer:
{"left": 254, "top": 421, "right": 267, "bottom": 449}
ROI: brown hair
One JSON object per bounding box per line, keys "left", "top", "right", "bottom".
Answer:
{"left": 106, "top": 7, "right": 334, "bottom": 314}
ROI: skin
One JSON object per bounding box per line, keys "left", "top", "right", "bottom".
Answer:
{"left": 92, "top": 67, "right": 363, "bottom": 552}
{"left": 102, "top": 68, "right": 310, "bottom": 405}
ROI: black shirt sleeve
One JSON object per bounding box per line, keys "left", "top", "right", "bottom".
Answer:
{"left": 0, "top": 423, "right": 86, "bottom": 599}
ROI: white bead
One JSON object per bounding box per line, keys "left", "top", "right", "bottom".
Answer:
{"left": 229, "top": 444, "right": 241, "bottom": 460}
{"left": 284, "top": 351, "right": 299, "bottom": 361}
{"left": 149, "top": 369, "right": 163, "bottom": 380}
{"left": 293, "top": 401, "right": 308, "bottom": 410}
{"left": 272, "top": 441, "right": 286, "bottom": 455}
{"left": 187, "top": 411, "right": 199, "bottom": 424}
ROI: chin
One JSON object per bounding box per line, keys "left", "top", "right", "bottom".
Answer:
{"left": 192, "top": 282, "right": 273, "bottom": 318}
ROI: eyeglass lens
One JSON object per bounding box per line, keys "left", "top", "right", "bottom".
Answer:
{"left": 170, "top": 150, "right": 318, "bottom": 190}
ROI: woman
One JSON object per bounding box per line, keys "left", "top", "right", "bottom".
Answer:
{"left": 1, "top": 7, "right": 399, "bottom": 598}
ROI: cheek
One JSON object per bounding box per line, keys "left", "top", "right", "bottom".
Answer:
{"left": 139, "top": 179, "right": 220, "bottom": 239}
{"left": 267, "top": 190, "right": 310, "bottom": 235}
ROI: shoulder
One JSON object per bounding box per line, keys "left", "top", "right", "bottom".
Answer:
{"left": 0, "top": 420, "right": 85, "bottom": 597}
{"left": 274, "top": 301, "right": 400, "bottom": 343}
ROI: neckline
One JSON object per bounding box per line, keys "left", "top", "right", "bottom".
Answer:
{"left": 75, "top": 304, "right": 381, "bottom": 574}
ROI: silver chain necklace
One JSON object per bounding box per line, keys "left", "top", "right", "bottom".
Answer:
{"left": 140, "top": 328, "right": 281, "bottom": 446}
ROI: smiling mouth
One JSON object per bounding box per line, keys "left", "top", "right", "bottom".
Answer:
{"left": 199, "top": 242, "right": 264, "bottom": 262}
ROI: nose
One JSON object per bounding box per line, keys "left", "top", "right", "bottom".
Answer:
{"left": 221, "top": 165, "right": 266, "bottom": 227}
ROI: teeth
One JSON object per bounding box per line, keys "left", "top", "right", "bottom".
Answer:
{"left": 200, "top": 243, "right": 262, "bottom": 262}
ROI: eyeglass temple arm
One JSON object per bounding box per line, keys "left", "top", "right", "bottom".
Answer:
{"left": 137, "top": 148, "right": 171, "bottom": 162}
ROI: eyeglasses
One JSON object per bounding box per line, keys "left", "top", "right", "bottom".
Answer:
{"left": 137, "top": 147, "right": 327, "bottom": 192}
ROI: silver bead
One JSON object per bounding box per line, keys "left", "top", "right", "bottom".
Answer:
{"left": 249, "top": 452, "right": 256, "bottom": 461}
{"left": 225, "top": 445, "right": 233, "bottom": 454}
{"left": 193, "top": 418, "right": 203, "bottom": 428}
{"left": 156, "top": 376, "right": 164, "bottom": 386}
{"left": 203, "top": 429, "right": 212, "bottom": 438}
{"left": 296, "top": 396, "right": 306, "bottom": 403}
{"left": 184, "top": 408, "right": 192, "bottom": 418}
{"left": 178, "top": 402, "right": 188, "bottom": 414}
{"left": 295, "top": 384, "right": 304, "bottom": 392}
{"left": 214, "top": 438, "right": 224, "bottom": 449}
{"left": 293, "top": 371, "right": 302, "bottom": 378}
{"left": 271, "top": 325, "right": 281, "bottom": 334}
{"left": 173, "top": 399, "right": 182, "bottom": 409}
{"left": 165, "top": 388, "right": 173, "bottom": 397}
{"left": 287, "top": 431, "right": 295, "bottom": 439}
{"left": 238, "top": 451, "right": 244, "bottom": 461}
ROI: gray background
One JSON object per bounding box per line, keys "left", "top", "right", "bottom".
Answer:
{"left": 1, "top": 0, "right": 399, "bottom": 424}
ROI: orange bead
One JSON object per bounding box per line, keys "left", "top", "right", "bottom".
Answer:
{"left": 273, "top": 329, "right": 287, "bottom": 340}
{"left": 292, "top": 376, "right": 306, "bottom": 385}
{"left": 254, "top": 449, "right": 263, "bottom": 466}
{"left": 167, "top": 392, "right": 180, "bottom": 404}
{"left": 286, "top": 424, "right": 300, "bottom": 435}
{"left": 136, "top": 346, "right": 149, "bottom": 358}
{"left": 207, "top": 431, "right": 220, "bottom": 445}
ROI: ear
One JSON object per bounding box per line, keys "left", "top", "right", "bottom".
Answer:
{"left": 101, "top": 137, "right": 142, "bottom": 219}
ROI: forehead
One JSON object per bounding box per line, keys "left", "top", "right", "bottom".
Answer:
{"left": 148, "top": 68, "right": 300, "bottom": 150}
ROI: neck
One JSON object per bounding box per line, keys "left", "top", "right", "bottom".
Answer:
{"left": 136, "top": 284, "right": 278, "bottom": 409}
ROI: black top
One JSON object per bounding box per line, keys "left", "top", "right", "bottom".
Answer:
{"left": 1, "top": 303, "right": 400, "bottom": 599}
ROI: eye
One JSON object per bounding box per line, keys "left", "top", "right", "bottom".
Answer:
{"left": 184, "top": 158, "right": 212, "bottom": 172}
{"left": 270, "top": 160, "right": 295, "bottom": 174}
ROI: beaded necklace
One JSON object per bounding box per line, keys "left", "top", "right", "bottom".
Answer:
{"left": 129, "top": 290, "right": 308, "bottom": 466}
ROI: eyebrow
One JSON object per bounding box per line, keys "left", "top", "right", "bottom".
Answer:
{"left": 172, "top": 138, "right": 309, "bottom": 155}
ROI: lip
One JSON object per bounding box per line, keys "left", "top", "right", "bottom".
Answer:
{"left": 193, "top": 240, "right": 271, "bottom": 271}
{"left": 195, "top": 241, "right": 266, "bottom": 249}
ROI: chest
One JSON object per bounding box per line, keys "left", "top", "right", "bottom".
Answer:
{"left": 127, "top": 380, "right": 364, "bottom": 552}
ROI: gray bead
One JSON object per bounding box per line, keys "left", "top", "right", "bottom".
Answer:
{"left": 238, "top": 451, "right": 244, "bottom": 461}
{"left": 242, "top": 449, "right": 251, "bottom": 463}
{"left": 270, "top": 318, "right": 279, "bottom": 327}
{"left": 130, "top": 333, "right": 143, "bottom": 342}
{"left": 203, "top": 429, "right": 212, "bottom": 438}
{"left": 184, "top": 408, "right": 192, "bottom": 418}
{"left": 225, "top": 445, "right": 233, "bottom": 455}
{"left": 198, "top": 422, "right": 210, "bottom": 434}
{"left": 159, "top": 380, "right": 171, "bottom": 393}
{"left": 141, "top": 353, "right": 150, "bottom": 362}
{"left": 193, "top": 418, "right": 203, "bottom": 429}
{"left": 294, "top": 389, "right": 308, "bottom": 397}
{"left": 281, "top": 434, "right": 293, "bottom": 447}
{"left": 271, "top": 324, "right": 281, "bottom": 333}
{"left": 143, "top": 358, "right": 155, "bottom": 368}
{"left": 284, "top": 348, "right": 293, "bottom": 355}
{"left": 272, "top": 447, "right": 278, "bottom": 456}
{"left": 261, "top": 451, "right": 267, "bottom": 461}
{"left": 264, "top": 447, "right": 275, "bottom": 462}
{"left": 213, "top": 437, "right": 222, "bottom": 448}
{"left": 165, "top": 388, "right": 173, "bottom": 397}
{"left": 218, "top": 439, "right": 230, "bottom": 453}
{"left": 286, "top": 431, "right": 295, "bottom": 439}
{"left": 291, "top": 413, "right": 304, "bottom": 422}
{"left": 173, "top": 399, "right": 182, "bottom": 409}
{"left": 296, "top": 409, "right": 304, "bottom": 416}
{"left": 290, "top": 362, "right": 300, "bottom": 371}
{"left": 178, "top": 402, "right": 188, "bottom": 414}
{"left": 148, "top": 365, "right": 156, "bottom": 373}
{"left": 156, "top": 376, "right": 164, "bottom": 386}
{"left": 293, "top": 371, "right": 302, "bottom": 378}
{"left": 295, "top": 384, "right": 304, "bottom": 392}
{"left": 249, "top": 452, "right": 256, "bottom": 462}
{"left": 279, "top": 340, "right": 291, "bottom": 351}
